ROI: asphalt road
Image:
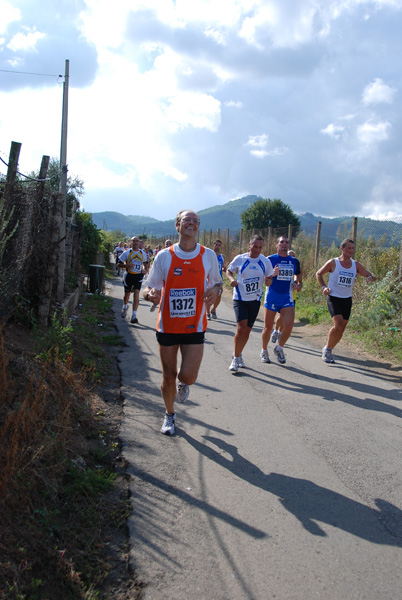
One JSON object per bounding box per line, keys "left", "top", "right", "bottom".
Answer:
{"left": 109, "top": 275, "right": 402, "bottom": 600}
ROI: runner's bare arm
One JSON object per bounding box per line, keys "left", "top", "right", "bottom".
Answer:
{"left": 226, "top": 269, "right": 238, "bottom": 287}
{"left": 356, "top": 262, "right": 376, "bottom": 281}
{"left": 316, "top": 259, "right": 335, "bottom": 294}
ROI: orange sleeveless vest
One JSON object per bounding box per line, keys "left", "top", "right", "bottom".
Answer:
{"left": 157, "top": 245, "right": 207, "bottom": 333}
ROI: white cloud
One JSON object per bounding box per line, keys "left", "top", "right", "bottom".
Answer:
{"left": 363, "top": 175, "right": 402, "bottom": 219}
{"left": 204, "top": 27, "right": 227, "bottom": 45}
{"left": 246, "top": 134, "right": 269, "bottom": 148}
{"left": 245, "top": 134, "right": 288, "bottom": 158}
{"left": 250, "top": 149, "right": 269, "bottom": 158}
{"left": 7, "top": 29, "right": 46, "bottom": 52}
{"left": 224, "top": 100, "right": 244, "bottom": 108}
{"left": 357, "top": 121, "right": 391, "bottom": 144}
{"left": 164, "top": 92, "right": 221, "bottom": 131}
{"left": 362, "top": 78, "right": 397, "bottom": 106}
{"left": 321, "top": 123, "right": 345, "bottom": 139}
{"left": 266, "top": 147, "right": 289, "bottom": 156}
{"left": 0, "top": 0, "right": 21, "bottom": 34}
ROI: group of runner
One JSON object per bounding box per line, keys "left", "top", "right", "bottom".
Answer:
{"left": 115, "top": 209, "right": 376, "bottom": 436}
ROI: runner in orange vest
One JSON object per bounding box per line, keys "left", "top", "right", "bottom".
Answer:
{"left": 143, "top": 209, "right": 222, "bottom": 435}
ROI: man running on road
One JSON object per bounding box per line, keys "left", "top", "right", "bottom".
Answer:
{"left": 227, "top": 235, "right": 275, "bottom": 372}
{"left": 316, "top": 238, "right": 376, "bottom": 364}
{"left": 118, "top": 236, "right": 146, "bottom": 324}
{"left": 261, "top": 236, "right": 302, "bottom": 365}
{"left": 142, "top": 209, "right": 222, "bottom": 435}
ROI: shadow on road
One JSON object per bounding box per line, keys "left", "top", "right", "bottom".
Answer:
{"left": 181, "top": 433, "right": 402, "bottom": 547}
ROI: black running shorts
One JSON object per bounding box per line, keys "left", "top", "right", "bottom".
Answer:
{"left": 123, "top": 273, "right": 143, "bottom": 293}
{"left": 233, "top": 299, "right": 261, "bottom": 328}
{"left": 327, "top": 295, "right": 352, "bottom": 320}
{"left": 156, "top": 331, "right": 205, "bottom": 346}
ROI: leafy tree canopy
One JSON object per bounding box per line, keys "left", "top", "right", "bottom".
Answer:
{"left": 76, "top": 210, "right": 105, "bottom": 270}
{"left": 241, "top": 198, "right": 301, "bottom": 233}
{"left": 30, "top": 157, "right": 85, "bottom": 217}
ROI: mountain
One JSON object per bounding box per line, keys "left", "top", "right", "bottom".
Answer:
{"left": 91, "top": 212, "right": 160, "bottom": 236}
{"left": 90, "top": 196, "right": 262, "bottom": 235}
{"left": 89, "top": 198, "right": 402, "bottom": 246}
{"left": 300, "top": 212, "right": 402, "bottom": 246}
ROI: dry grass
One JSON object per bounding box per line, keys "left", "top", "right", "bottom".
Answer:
{"left": 0, "top": 295, "right": 142, "bottom": 599}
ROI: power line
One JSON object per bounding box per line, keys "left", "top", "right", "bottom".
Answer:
{"left": 0, "top": 155, "right": 52, "bottom": 182}
{"left": 0, "top": 68, "right": 63, "bottom": 78}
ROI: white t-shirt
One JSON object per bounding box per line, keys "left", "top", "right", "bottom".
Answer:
{"left": 228, "top": 253, "right": 274, "bottom": 302}
{"left": 119, "top": 248, "right": 145, "bottom": 274}
{"left": 147, "top": 244, "right": 222, "bottom": 291}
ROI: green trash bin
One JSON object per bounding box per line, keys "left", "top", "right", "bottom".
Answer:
{"left": 88, "top": 264, "right": 105, "bottom": 294}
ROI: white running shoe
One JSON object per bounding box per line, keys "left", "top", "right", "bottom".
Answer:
{"left": 271, "top": 330, "right": 279, "bottom": 344}
{"left": 274, "top": 345, "right": 286, "bottom": 364}
{"left": 322, "top": 346, "right": 335, "bottom": 363}
{"left": 121, "top": 304, "right": 128, "bottom": 318}
{"left": 260, "top": 349, "right": 270, "bottom": 363}
{"left": 207, "top": 313, "right": 211, "bottom": 320}
{"left": 229, "top": 357, "right": 239, "bottom": 372}
{"left": 233, "top": 353, "right": 245, "bottom": 368}
{"left": 176, "top": 382, "right": 190, "bottom": 403}
{"left": 211, "top": 310, "right": 217, "bottom": 319}
{"left": 161, "top": 413, "right": 176, "bottom": 435}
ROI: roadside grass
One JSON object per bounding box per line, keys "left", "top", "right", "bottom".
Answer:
{"left": 0, "top": 291, "right": 140, "bottom": 599}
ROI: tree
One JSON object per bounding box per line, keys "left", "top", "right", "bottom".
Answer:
{"left": 76, "top": 211, "right": 104, "bottom": 270}
{"left": 241, "top": 198, "right": 301, "bottom": 233}
{"left": 30, "top": 157, "right": 85, "bottom": 217}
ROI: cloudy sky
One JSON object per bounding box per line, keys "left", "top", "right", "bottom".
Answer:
{"left": 1, "top": 0, "right": 402, "bottom": 221}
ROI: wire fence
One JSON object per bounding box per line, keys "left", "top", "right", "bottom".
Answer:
{"left": 141, "top": 218, "right": 402, "bottom": 279}
{"left": 0, "top": 143, "right": 82, "bottom": 326}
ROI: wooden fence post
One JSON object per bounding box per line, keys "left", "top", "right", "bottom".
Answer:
{"left": 314, "top": 221, "right": 322, "bottom": 268}
{"left": 3, "top": 141, "right": 21, "bottom": 208}
{"left": 38, "top": 192, "right": 64, "bottom": 326}
{"left": 288, "top": 224, "right": 293, "bottom": 246}
{"left": 352, "top": 216, "right": 358, "bottom": 249}
{"left": 268, "top": 227, "right": 272, "bottom": 254}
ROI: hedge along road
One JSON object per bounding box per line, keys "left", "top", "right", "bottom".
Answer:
{"left": 108, "top": 274, "right": 402, "bottom": 600}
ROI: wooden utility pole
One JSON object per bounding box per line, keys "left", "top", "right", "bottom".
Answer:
{"left": 60, "top": 59, "right": 69, "bottom": 206}
{"left": 314, "top": 221, "right": 322, "bottom": 268}
{"left": 57, "top": 59, "right": 69, "bottom": 303}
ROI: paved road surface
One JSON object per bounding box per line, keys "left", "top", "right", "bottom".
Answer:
{"left": 109, "top": 275, "right": 402, "bottom": 600}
